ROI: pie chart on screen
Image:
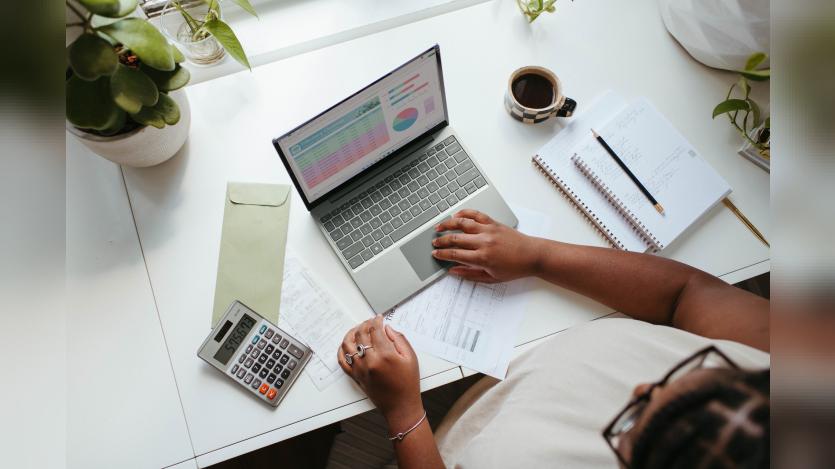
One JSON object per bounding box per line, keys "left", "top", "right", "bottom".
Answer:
{"left": 393, "top": 107, "right": 418, "bottom": 132}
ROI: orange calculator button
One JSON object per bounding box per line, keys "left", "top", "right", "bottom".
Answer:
{"left": 259, "top": 383, "right": 269, "bottom": 394}
{"left": 267, "top": 388, "right": 277, "bottom": 400}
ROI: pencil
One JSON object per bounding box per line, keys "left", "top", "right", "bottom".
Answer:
{"left": 591, "top": 129, "right": 664, "bottom": 214}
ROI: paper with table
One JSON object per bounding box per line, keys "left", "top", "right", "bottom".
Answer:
{"left": 277, "top": 255, "right": 355, "bottom": 391}
{"left": 385, "top": 206, "right": 550, "bottom": 379}
{"left": 211, "top": 182, "right": 292, "bottom": 326}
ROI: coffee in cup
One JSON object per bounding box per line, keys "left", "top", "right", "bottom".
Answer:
{"left": 504, "top": 66, "right": 577, "bottom": 124}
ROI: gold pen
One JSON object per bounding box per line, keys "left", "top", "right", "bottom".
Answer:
{"left": 722, "top": 198, "right": 769, "bottom": 247}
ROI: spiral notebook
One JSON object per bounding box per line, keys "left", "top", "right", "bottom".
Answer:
{"left": 532, "top": 92, "right": 731, "bottom": 251}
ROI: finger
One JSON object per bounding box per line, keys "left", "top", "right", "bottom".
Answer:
{"left": 432, "top": 247, "right": 481, "bottom": 266}
{"left": 341, "top": 327, "right": 358, "bottom": 355}
{"left": 449, "top": 265, "right": 499, "bottom": 283}
{"left": 454, "top": 209, "right": 494, "bottom": 225}
{"left": 371, "top": 315, "right": 395, "bottom": 352}
{"left": 385, "top": 324, "right": 416, "bottom": 359}
{"left": 432, "top": 232, "right": 482, "bottom": 250}
{"left": 355, "top": 320, "right": 373, "bottom": 348}
{"left": 434, "top": 217, "right": 485, "bottom": 234}
{"left": 337, "top": 347, "right": 352, "bottom": 375}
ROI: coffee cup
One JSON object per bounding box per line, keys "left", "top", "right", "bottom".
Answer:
{"left": 504, "top": 66, "right": 577, "bottom": 124}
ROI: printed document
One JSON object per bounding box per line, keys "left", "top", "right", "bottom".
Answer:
{"left": 385, "top": 206, "right": 550, "bottom": 379}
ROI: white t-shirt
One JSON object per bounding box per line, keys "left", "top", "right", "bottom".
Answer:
{"left": 434, "top": 318, "right": 770, "bottom": 468}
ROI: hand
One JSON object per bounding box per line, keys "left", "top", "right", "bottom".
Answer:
{"left": 338, "top": 316, "right": 424, "bottom": 429}
{"left": 431, "top": 209, "right": 543, "bottom": 283}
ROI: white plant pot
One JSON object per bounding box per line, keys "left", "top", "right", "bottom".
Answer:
{"left": 67, "top": 89, "right": 191, "bottom": 168}
{"left": 658, "top": 0, "right": 770, "bottom": 71}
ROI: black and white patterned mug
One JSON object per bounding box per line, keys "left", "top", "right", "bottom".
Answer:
{"left": 504, "top": 66, "right": 577, "bottom": 124}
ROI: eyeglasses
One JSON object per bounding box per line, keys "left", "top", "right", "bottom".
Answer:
{"left": 602, "top": 345, "right": 740, "bottom": 468}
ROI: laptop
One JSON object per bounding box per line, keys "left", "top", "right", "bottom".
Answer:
{"left": 273, "top": 45, "right": 517, "bottom": 313}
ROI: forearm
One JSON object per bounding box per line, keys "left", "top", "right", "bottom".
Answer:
{"left": 531, "top": 238, "right": 708, "bottom": 325}
{"left": 387, "top": 409, "right": 445, "bottom": 469}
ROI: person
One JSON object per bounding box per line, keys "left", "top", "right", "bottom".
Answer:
{"left": 338, "top": 209, "right": 770, "bottom": 469}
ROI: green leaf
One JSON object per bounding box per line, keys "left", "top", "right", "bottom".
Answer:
{"left": 764, "top": 116, "right": 770, "bottom": 129}
{"left": 68, "top": 34, "right": 118, "bottom": 81}
{"left": 99, "top": 109, "right": 128, "bottom": 135}
{"left": 171, "top": 44, "right": 185, "bottom": 63}
{"left": 747, "top": 98, "right": 761, "bottom": 128}
{"left": 77, "top": 0, "right": 138, "bottom": 18}
{"left": 712, "top": 99, "right": 749, "bottom": 119}
{"left": 229, "top": 0, "right": 258, "bottom": 17}
{"left": 739, "top": 69, "right": 770, "bottom": 82}
{"left": 100, "top": 18, "right": 175, "bottom": 71}
{"left": 110, "top": 64, "right": 159, "bottom": 114}
{"left": 153, "top": 93, "right": 181, "bottom": 125}
{"left": 203, "top": 19, "right": 250, "bottom": 69}
{"left": 744, "top": 52, "right": 767, "bottom": 71}
{"left": 130, "top": 106, "right": 166, "bottom": 129}
{"left": 142, "top": 64, "right": 190, "bottom": 91}
{"left": 66, "top": 75, "right": 122, "bottom": 130}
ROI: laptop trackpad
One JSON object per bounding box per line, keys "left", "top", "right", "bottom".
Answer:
{"left": 400, "top": 221, "right": 453, "bottom": 281}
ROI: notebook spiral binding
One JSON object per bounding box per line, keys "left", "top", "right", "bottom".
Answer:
{"left": 532, "top": 155, "right": 623, "bottom": 250}
{"left": 571, "top": 156, "right": 661, "bottom": 251}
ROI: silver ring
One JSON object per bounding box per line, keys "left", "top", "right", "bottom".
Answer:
{"left": 356, "top": 344, "right": 374, "bottom": 357}
{"left": 344, "top": 352, "right": 357, "bottom": 365}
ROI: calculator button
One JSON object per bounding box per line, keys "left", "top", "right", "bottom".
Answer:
{"left": 236, "top": 368, "right": 246, "bottom": 379}
{"left": 231, "top": 365, "right": 239, "bottom": 374}
{"left": 251, "top": 378, "right": 261, "bottom": 389}
{"left": 267, "top": 373, "right": 277, "bottom": 384}
{"left": 259, "top": 383, "right": 269, "bottom": 394}
{"left": 273, "top": 364, "right": 283, "bottom": 374}
{"left": 238, "top": 354, "right": 246, "bottom": 364}
{"left": 271, "top": 334, "right": 281, "bottom": 344}
{"left": 252, "top": 336, "right": 260, "bottom": 345}
{"left": 266, "top": 359, "right": 275, "bottom": 368}
{"left": 244, "top": 373, "right": 253, "bottom": 384}
{"left": 281, "top": 369, "right": 291, "bottom": 379}
{"left": 288, "top": 360, "right": 297, "bottom": 370}
{"left": 250, "top": 348, "right": 259, "bottom": 358}
{"left": 279, "top": 355, "right": 289, "bottom": 365}
{"left": 265, "top": 329, "right": 274, "bottom": 339}
{"left": 279, "top": 339, "right": 289, "bottom": 349}
{"left": 272, "top": 351, "right": 282, "bottom": 360}
{"left": 267, "top": 388, "right": 277, "bottom": 400}
{"left": 259, "top": 368, "right": 269, "bottom": 379}
{"left": 287, "top": 344, "right": 305, "bottom": 359}
{"left": 275, "top": 378, "right": 284, "bottom": 389}
{"left": 257, "top": 339, "right": 266, "bottom": 350}
{"left": 265, "top": 345, "right": 274, "bottom": 354}
{"left": 257, "top": 354, "right": 267, "bottom": 364}
{"left": 259, "top": 325, "right": 267, "bottom": 334}
{"left": 245, "top": 358, "right": 254, "bottom": 368}
{"left": 245, "top": 345, "right": 253, "bottom": 354}
{"left": 252, "top": 363, "right": 261, "bottom": 373}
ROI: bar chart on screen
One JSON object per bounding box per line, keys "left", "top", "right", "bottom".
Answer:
{"left": 289, "top": 97, "right": 392, "bottom": 189}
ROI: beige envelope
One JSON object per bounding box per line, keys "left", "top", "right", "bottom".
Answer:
{"left": 211, "top": 182, "right": 291, "bottom": 327}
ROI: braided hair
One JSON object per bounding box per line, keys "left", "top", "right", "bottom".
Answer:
{"left": 630, "top": 369, "right": 770, "bottom": 469}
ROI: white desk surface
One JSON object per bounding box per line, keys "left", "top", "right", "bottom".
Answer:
{"left": 67, "top": 140, "right": 194, "bottom": 469}
{"left": 71, "top": 0, "right": 769, "bottom": 466}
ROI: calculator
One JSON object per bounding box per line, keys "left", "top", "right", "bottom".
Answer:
{"left": 197, "top": 301, "right": 312, "bottom": 407}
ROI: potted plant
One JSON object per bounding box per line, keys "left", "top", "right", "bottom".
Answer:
{"left": 159, "top": 0, "right": 256, "bottom": 68}
{"left": 712, "top": 52, "right": 770, "bottom": 171}
{"left": 66, "top": 0, "right": 192, "bottom": 167}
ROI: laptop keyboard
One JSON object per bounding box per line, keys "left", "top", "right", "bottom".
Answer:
{"left": 320, "top": 136, "right": 487, "bottom": 270}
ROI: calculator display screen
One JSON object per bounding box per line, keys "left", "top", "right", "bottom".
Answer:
{"left": 213, "top": 314, "right": 256, "bottom": 365}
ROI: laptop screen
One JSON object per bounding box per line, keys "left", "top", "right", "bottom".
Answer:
{"left": 274, "top": 46, "right": 447, "bottom": 206}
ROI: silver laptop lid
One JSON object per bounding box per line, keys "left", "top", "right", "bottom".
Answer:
{"left": 273, "top": 45, "right": 449, "bottom": 210}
